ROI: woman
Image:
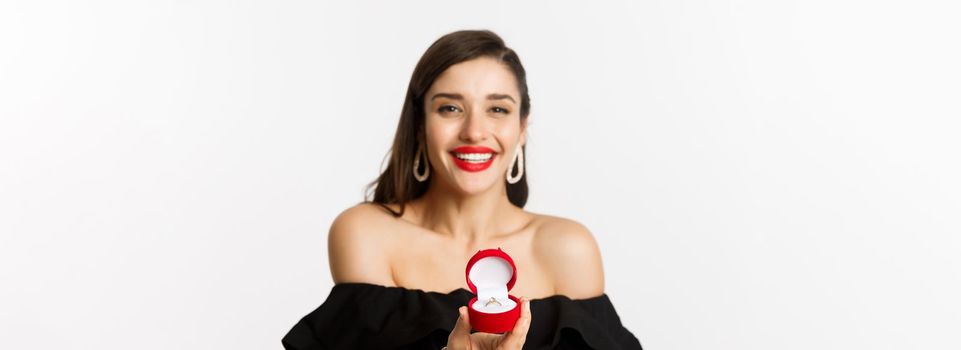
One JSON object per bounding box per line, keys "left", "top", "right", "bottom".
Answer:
{"left": 283, "top": 29, "right": 643, "bottom": 349}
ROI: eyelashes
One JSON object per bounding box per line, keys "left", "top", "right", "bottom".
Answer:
{"left": 437, "top": 105, "right": 511, "bottom": 114}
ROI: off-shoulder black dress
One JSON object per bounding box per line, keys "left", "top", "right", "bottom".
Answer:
{"left": 282, "top": 283, "right": 643, "bottom": 349}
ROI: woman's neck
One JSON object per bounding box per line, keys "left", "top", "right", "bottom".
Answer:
{"left": 410, "top": 180, "right": 520, "bottom": 244}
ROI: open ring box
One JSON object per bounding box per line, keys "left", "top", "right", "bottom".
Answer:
{"left": 465, "top": 248, "right": 521, "bottom": 333}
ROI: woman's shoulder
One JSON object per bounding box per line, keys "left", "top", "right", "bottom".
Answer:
{"left": 529, "top": 213, "right": 599, "bottom": 255}
{"left": 326, "top": 202, "right": 401, "bottom": 286}
{"left": 530, "top": 213, "right": 594, "bottom": 241}
{"left": 335, "top": 201, "right": 395, "bottom": 221}
{"left": 530, "top": 213, "right": 606, "bottom": 298}
{"left": 328, "top": 202, "right": 397, "bottom": 240}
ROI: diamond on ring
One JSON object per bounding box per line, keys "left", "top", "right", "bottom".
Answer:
{"left": 484, "top": 297, "right": 502, "bottom": 307}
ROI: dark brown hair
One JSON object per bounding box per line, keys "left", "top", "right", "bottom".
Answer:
{"left": 360, "top": 29, "right": 531, "bottom": 217}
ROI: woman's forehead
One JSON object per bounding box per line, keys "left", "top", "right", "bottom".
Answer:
{"left": 427, "top": 58, "right": 519, "bottom": 100}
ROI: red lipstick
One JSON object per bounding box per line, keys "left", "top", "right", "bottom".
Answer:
{"left": 450, "top": 146, "right": 497, "bottom": 172}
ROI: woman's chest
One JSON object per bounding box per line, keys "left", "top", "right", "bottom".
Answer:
{"left": 387, "top": 229, "right": 557, "bottom": 299}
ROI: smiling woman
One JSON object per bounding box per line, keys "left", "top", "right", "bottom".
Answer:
{"left": 282, "top": 29, "right": 643, "bottom": 349}
{"left": 368, "top": 30, "right": 534, "bottom": 211}
{"left": 427, "top": 57, "right": 526, "bottom": 178}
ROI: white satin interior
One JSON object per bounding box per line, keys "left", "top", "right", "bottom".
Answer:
{"left": 471, "top": 296, "right": 517, "bottom": 314}
{"left": 468, "top": 256, "right": 517, "bottom": 313}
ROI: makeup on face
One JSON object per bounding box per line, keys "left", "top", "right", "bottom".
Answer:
{"left": 449, "top": 145, "right": 497, "bottom": 172}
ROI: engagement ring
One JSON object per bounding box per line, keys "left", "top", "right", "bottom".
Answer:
{"left": 484, "top": 297, "right": 502, "bottom": 307}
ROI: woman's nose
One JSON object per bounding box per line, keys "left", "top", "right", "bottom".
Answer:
{"left": 459, "top": 111, "right": 488, "bottom": 142}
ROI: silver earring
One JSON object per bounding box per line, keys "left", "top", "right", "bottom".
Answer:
{"left": 413, "top": 144, "right": 429, "bottom": 182}
{"left": 506, "top": 145, "right": 524, "bottom": 184}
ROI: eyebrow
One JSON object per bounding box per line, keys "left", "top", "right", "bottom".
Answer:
{"left": 430, "top": 93, "right": 517, "bottom": 104}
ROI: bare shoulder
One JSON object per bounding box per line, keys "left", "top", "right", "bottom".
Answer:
{"left": 327, "top": 202, "right": 397, "bottom": 286}
{"left": 531, "top": 214, "right": 605, "bottom": 299}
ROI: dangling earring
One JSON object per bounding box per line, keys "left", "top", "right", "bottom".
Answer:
{"left": 506, "top": 144, "right": 524, "bottom": 184}
{"left": 413, "top": 143, "right": 430, "bottom": 182}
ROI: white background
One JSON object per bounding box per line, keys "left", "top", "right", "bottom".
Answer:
{"left": 2, "top": 1, "right": 959, "bottom": 349}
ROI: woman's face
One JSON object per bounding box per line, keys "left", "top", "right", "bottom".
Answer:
{"left": 422, "top": 56, "right": 527, "bottom": 195}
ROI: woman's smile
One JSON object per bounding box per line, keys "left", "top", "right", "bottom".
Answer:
{"left": 450, "top": 145, "right": 498, "bottom": 172}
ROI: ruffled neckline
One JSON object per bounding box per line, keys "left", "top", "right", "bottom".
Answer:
{"left": 338, "top": 281, "right": 610, "bottom": 303}
{"left": 283, "top": 282, "right": 643, "bottom": 349}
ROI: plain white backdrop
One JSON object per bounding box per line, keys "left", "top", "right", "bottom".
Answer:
{"left": 2, "top": 0, "right": 959, "bottom": 349}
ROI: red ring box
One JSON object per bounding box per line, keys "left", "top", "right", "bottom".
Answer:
{"left": 465, "top": 248, "right": 521, "bottom": 333}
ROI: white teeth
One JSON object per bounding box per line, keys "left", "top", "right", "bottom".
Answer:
{"left": 454, "top": 152, "right": 493, "bottom": 162}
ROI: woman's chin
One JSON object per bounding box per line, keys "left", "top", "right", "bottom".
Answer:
{"left": 450, "top": 175, "right": 499, "bottom": 195}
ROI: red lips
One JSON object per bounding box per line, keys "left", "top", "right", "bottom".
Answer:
{"left": 450, "top": 146, "right": 497, "bottom": 172}
{"left": 452, "top": 146, "right": 497, "bottom": 154}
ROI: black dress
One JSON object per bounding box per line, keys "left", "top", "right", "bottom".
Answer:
{"left": 282, "top": 283, "right": 643, "bottom": 349}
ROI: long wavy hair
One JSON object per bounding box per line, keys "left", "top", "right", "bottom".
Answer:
{"left": 360, "top": 29, "right": 532, "bottom": 218}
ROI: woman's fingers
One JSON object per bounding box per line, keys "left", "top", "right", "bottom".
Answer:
{"left": 500, "top": 297, "right": 532, "bottom": 349}
{"left": 447, "top": 306, "right": 472, "bottom": 348}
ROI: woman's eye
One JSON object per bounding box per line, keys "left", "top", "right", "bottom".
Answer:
{"left": 438, "top": 105, "right": 460, "bottom": 113}
{"left": 491, "top": 107, "right": 510, "bottom": 114}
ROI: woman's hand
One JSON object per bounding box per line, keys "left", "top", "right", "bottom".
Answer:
{"left": 445, "top": 297, "right": 532, "bottom": 350}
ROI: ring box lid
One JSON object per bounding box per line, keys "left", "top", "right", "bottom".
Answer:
{"left": 465, "top": 248, "right": 517, "bottom": 302}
